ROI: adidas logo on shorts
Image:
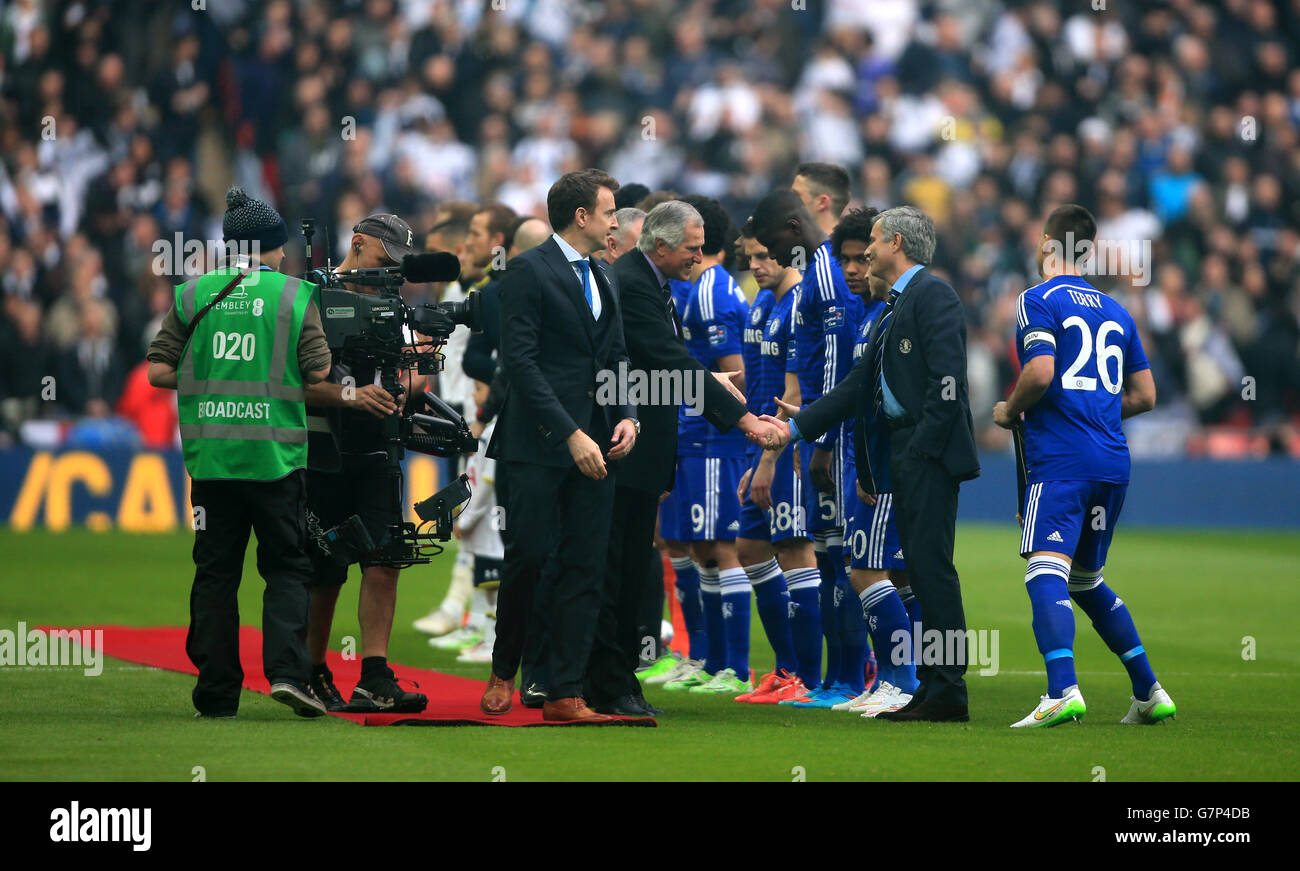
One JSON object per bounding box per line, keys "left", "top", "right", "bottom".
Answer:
{"left": 727, "top": 520, "right": 740, "bottom": 531}
{"left": 893, "top": 549, "right": 904, "bottom": 560}
{"left": 1047, "top": 530, "right": 1064, "bottom": 543}
{"left": 1056, "top": 599, "right": 1072, "bottom": 609}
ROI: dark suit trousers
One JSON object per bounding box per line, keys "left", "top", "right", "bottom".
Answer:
{"left": 889, "top": 427, "right": 968, "bottom": 707}
{"left": 588, "top": 484, "right": 660, "bottom": 702}
{"left": 494, "top": 463, "right": 550, "bottom": 692}
{"left": 492, "top": 459, "right": 615, "bottom": 700}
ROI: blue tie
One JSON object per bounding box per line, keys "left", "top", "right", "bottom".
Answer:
{"left": 575, "top": 259, "right": 595, "bottom": 316}
{"left": 872, "top": 289, "right": 901, "bottom": 414}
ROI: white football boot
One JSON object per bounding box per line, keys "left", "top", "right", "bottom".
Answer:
{"left": 1120, "top": 683, "right": 1176, "bottom": 724}
{"left": 1011, "top": 685, "right": 1086, "bottom": 728}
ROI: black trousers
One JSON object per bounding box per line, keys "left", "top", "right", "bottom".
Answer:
{"left": 492, "top": 460, "right": 615, "bottom": 700}
{"left": 640, "top": 546, "right": 666, "bottom": 661}
{"left": 587, "top": 485, "right": 661, "bottom": 703}
{"left": 187, "top": 470, "right": 313, "bottom": 715}
{"left": 496, "top": 461, "right": 552, "bottom": 693}
{"left": 889, "top": 430, "right": 968, "bottom": 707}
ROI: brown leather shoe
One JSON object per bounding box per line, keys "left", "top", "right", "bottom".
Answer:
{"left": 480, "top": 674, "right": 515, "bottom": 715}
{"left": 542, "top": 697, "right": 613, "bottom": 722}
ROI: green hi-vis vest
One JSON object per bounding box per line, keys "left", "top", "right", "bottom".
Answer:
{"left": 175, "top": 267, "right": 317, "bottom": 481}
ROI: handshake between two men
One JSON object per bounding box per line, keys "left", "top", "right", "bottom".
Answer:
{"left": 563, "top": 370, "right": 788, "bottom": 481}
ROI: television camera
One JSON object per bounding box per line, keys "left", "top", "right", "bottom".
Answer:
{"left": 301, "top": 218, "right": 479, "bottom": 567}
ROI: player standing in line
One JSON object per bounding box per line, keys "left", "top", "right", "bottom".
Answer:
{"left": 664, "top": 195, "right": 753, "bottom": 695}
{"left": 732, "top": 221, "right": 820, "bottom": 703}
{"left": 782, "top": 166, "right": 872, "bottom": 706}
{"left": 993, "top": 204, "right": 1175, "bottom": 728}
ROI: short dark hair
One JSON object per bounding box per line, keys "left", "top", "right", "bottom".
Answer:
{"left": 1040, "top": 205, "right": 1092, "bottom": 266}
{"left": 682, "top": 194, "right": 735, "bottom": 258}
{"left": 830, "top": 206, "right": 880, "bottom": 260}
{"left": 741, "top": 216, "right": 756, "bottom": 239}
{"left": 475, "top": 202, "right": 518, "bottom": 245}
{"left": 614, "top": 182, "right": 650, "bottom": 210}
{"left": 426, "top": 217, "right": 469, "bottom": 250}
{"left": 795, "top": 161, "right": 851, "bottom": 216}
{"left": 434, "top": 200, "right": 480, "bottom": 225}
{"left": 750, "top": 187, "right": 811, "bottom": 239}
{"left": 547, "top": 169, "right": 619, "bottom": 232}
{"left": 635, "top": 189, "right": 681, "bottom": 213}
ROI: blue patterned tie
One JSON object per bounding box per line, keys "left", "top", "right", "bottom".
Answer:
{"left": 872, "top": 290, "right": 900, "bottom": 414}
{"left": 575, "top": 259, "right": 595, "bottom": 316}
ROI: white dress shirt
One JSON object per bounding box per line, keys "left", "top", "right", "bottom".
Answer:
{"left": 551, "top": 232, "right": 601, "bottom": 320}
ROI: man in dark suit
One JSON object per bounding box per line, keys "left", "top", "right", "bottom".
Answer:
{"left": 585, "top": 200, "right": 786, "bottom": 716}
{"left": 479, "top": 169, "right": 638, "bottom": 722}
{"left": 758, "top": 204, "right": 979, "bottom": 722}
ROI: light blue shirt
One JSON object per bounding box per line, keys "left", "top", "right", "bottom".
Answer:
{"left": 880, "top": 263, "right": 924, "bottom": 420}
{"left": 552, "top": 232, "right": 602, "bottom": 319}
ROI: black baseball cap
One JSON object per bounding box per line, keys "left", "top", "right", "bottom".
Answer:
{"left": 354, "top": 213, "right": 418, "bottom": 263}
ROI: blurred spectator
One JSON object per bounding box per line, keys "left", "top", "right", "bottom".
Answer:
{"left": 0, "top": 0, "right": 1295, "bottom": 452}
{"left": 54, "top": 301, "right": 125, "bottom": 419}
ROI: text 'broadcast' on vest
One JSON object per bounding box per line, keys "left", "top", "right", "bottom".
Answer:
{"left": 175, "top": 268, "right": 316, "bottom": 481}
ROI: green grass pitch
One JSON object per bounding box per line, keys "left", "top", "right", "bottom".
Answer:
{"left": 1, "top": 524, "right": 1296, "bottom": 781}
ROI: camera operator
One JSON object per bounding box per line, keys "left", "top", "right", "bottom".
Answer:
{"left": 301, "top": 213, "right": 429, "bottom": 713}
{"left": 146, "top": 187, "right": 331, "bottom": 719}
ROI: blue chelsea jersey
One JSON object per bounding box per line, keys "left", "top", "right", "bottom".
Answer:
{"left": 853, "top": 297, "right": 890, "bottom": 491}
{"left": 790, "top": 240, "right": 862, "bottom": 447}
{"left": 681, "top": 264, "right": 749, "bottom": 458}
{"left": 743, "top": 287, "right": 775, "bottom": 414}
{"left": 1015, "top": 275, "right": 1150, "bottom": 484}
{"left": 747, "top": 286, "right": 797, "bottom": 420}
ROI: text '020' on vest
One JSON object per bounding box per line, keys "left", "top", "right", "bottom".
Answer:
{"left": 175, "top": 268, "right": 315, "bottom": 481}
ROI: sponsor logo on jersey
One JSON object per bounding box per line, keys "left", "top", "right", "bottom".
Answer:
{"left": 707, "top": 324, "right": 727, "bottom": 346}
{"left": 822, "top": 306, "right": 845, "bottom": 329}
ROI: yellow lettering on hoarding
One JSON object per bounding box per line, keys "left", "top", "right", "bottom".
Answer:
{"left": 117, "top": 454, "right": 178, "bottom": 532}
{"left": 44, "top": 452, "right": 112, "bottom": 532}
{"left": 10, "top": 452, "right": 53, "bottom": 531}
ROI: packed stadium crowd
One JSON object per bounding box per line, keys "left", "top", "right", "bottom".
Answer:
{"left": 1, "top": 0, "right": 1298, "bottom": 456}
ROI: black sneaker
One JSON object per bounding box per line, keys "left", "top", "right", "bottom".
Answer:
{"left": 348, "top": 667, "right": 428, "bottom": 713}
{"left": 270, "top": 682, "right": 328, "bottom": 718}
{"left": 308, "top": 668, "right": 348, "bottom": 713}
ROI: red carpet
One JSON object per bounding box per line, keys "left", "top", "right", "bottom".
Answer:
{"left": 57, "top": 625, "right": 655, "bottom": 727}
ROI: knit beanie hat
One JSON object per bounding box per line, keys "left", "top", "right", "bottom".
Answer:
{"left": 222, "top": 187, "right": 289, "bottom": 252}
